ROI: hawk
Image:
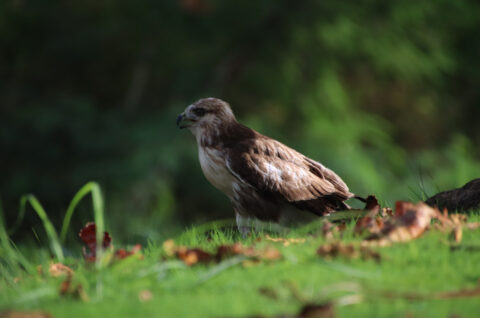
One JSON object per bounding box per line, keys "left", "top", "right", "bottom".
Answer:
{"left": 177, "top": 98, "right": 363, "bottom": 233}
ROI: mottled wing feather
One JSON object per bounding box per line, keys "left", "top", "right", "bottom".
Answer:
{"left": 226, "top": 137, "right": 352, "bottom": 207}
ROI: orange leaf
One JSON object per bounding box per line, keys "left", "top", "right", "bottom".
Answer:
{"left": 49, "top": 263, "right": 74, "bottom": 278}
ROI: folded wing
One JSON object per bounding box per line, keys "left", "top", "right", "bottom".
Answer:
{"left": 226, "top": 137, "right": 352, "bottom": 215}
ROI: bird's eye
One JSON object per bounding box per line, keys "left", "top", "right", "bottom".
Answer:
{"left": 193, "top": 107, "right": 206, "bottom": 117}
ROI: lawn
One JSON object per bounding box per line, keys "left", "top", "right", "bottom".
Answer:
{"left": 1, "top": 185, "right": 480, "bottom": 318}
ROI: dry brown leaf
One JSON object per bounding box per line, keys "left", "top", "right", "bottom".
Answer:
{"left": 362, "top": 202, "right": 437, "bottom": 247}
{"left": 322, "top": 221, "right": 335, "bottom": 240}
{"left": 138, "top": 290, "right": 153, "bottom": 302}
{"left": 59, "top": 276, "right": 71, "bottom": 295}
{"left": 36, "top": 265, "right": 43, "bottom": 276}
{"left": 298, "top": 303, "right": 335, "bottom": 318}
{"left": 354, "top": 215, "right": 384, "bottom": 236}
{"left": 317, "top": 242, "right": 381, "bottom": 262}
{"left": 114, "top": 244, "right": 142, "bottom": 260}
{"left": 258, "top": 287, "right": 279, "bottom": 300}
{"left": 465, "top": 222, "right": 480, "bottom": 230}
{"left": 0, "top": 311, "right": 53, "bottom": 318}
{"left": 451, "top": 226, "right": 463, "bottom": 244}
{"left": 241, "top": 259, "right": 261, "bottom": 268}
{"left": 380, "top": 207, "right": 393, "bottom": 217}
{"left": 167, "top": 241, "right": 282, "bottom": 266}
{"left": 216, "top": 243, "right": 246, "bottom": 261}
{"left": 176, "top": 247, "right": 213, "bottom": 266}
{"left": 162, "top": 239, "right": 176, "bottom": 256}
{"left": 322, "top": 221, "right": 347, "bottom": 240}
{"left": 217, "top": 243, "right": 281, "bottom": 261}
{"left": 379, "top": 285, "right": 480, "bottom": 301}
{"left": 250, "top": 302, "right": 335, "bottom": 318}
{"left": 58, "top": 272, "right": 88, "bottom": 301}
{"left": 259, "top": 246, "right": 282, "bottom": 261}
{"left": 265, "top": 235, "right": 306, "bottom": 246}
{"left": 48, "top": 263, "right": 74, "bottom": 278}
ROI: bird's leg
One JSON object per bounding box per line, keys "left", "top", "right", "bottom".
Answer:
{"left": 235, "top": 212, "right": 252, "bottom": 238}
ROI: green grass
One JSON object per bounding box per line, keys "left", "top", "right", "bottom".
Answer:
{"left": 1, "top": 184, "right": 480, "bottom": 317}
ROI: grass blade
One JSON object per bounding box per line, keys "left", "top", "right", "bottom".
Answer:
{"left": 0, "top": 200, "right": 35, "bottom": 273}
{"left": 19, "top": 195, "right": 64, "bottom": 261}
{"left": 60, "top": 181, "right": 105, "bottom": 267}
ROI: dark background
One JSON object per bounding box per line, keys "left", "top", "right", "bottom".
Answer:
{"left": 1, "top": 0, "right": 479, "bottom": 243}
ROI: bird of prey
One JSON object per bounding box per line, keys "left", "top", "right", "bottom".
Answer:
{"left": 177, "top": 97, "right": 362, "bottom": 233}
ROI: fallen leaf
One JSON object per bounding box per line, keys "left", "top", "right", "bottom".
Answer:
{"left": 36, "top": 265, "right": 43, "bottom": 276}
{"left": 321, "top": 221, "right": 346, "bottom": 240}
{"left": 354, "top": 214, "right": 384, "bottom": 236}
{"left": 380, "top": 207, "right": 393, "bottom": 217}
{"left": 465, "top": 222, "right": 480, "bottom": 230}
{"left": 48, "top": 263, "right": 74, "bottom": 278}
{"left": 317, "top": 242, "right": 380, "bottom": 262}
{"left": 162, "top": 239, "right": 176, "bottom": 256}
{"left": 115, "top": 244, "right": 142, "bottom": 260}
{"left": 265, "top": 235, "right": 306, "bottom": 246}
{"left": 216, "top": 243, "right": 246, "bottom": 261}
{"left": 450, "top": 244, "right": 480, "bottom": 252}
{"left": 451, "top": 226, "right": 463, "bottom": 244}
{"left": 378, "top": 285, "right": 480, "bottom": 301}
{"left": 249, "top": 302, "right": 335, "bottom": 318}
{"left": 176, "top": 247, "right": 213, "bottom": 266}
{"left": 167, "top": 242, "right": 282, "bottom": 266}
{"left": 59, "top": 274, "right": 88, "bottom": 302}
{"left": 258, "top": 287, "right": 279, "bottom": 300}
{"left": 138, "top": 290, "right": 153, "bottom": 302}
{"left": 0, "top": 311, "right": 53, "bottom": 318}
{"left": 362, "top": 202, "right": 437, "bottom": 247}
{"left": 259, "top": 246, "right": 282, "bottom": 261}
{"left": 78, "top": 222, "right": 112, "bottom": 262}
{"left": 241, "top": 259, "right": 261, "bottom": 268}
{"left": 298, "top": 303, "right": 335, "bottom": 318}
{"left": 59, "top": 276, "right": 71, "bottom": 295}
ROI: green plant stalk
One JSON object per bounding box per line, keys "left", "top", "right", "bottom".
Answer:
{"left": 19, "top": 195, "right": 64, "bottom": 261}
{"left": 60, "top": 182, "right": 105, "bottom": 268}
{"left": 0, "top": 201, "right": 34, "bottom": 272}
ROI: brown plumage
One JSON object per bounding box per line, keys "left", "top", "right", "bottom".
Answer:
{"left": 177, "top": 98, "right": 359, "bottom": 233}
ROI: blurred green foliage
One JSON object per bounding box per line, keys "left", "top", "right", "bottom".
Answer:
{"left": 1, "top": 0, "right": 479, "bottom": 241}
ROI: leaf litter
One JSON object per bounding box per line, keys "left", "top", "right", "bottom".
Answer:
{"left": 18, "top": 196, "right": 480, "bottom": 318}
{"left": 163, "top": 240, "right": 282, "bottom": 266}
{"left": 78, "top": 222, "right": 142, "bottom": 262}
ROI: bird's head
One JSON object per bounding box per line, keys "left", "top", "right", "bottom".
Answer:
{"left": 177, "top": 98, "right": 236, "bottom": 142}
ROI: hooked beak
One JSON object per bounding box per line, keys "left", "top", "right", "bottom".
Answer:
{"left": 176, "top": 112, "right": 195, "bottom": 129}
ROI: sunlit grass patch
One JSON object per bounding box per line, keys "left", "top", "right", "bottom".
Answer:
{"left": 1, "top": 184, "right": 480, "bottom": 318}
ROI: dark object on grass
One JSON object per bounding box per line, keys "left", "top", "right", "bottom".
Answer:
{"left": 425, "top": 179, "right": 480, "bottom": 212}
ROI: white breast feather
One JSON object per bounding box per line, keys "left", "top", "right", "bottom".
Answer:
{"left": 198, "top": 146, "right": 235, "bottom": 197}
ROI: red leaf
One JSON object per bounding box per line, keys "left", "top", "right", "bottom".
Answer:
{"left": 78, "top": 222, "right": 112, "bottom": 262}
{"left": 114, "top": 244, "right": 142, "bottom": 260}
